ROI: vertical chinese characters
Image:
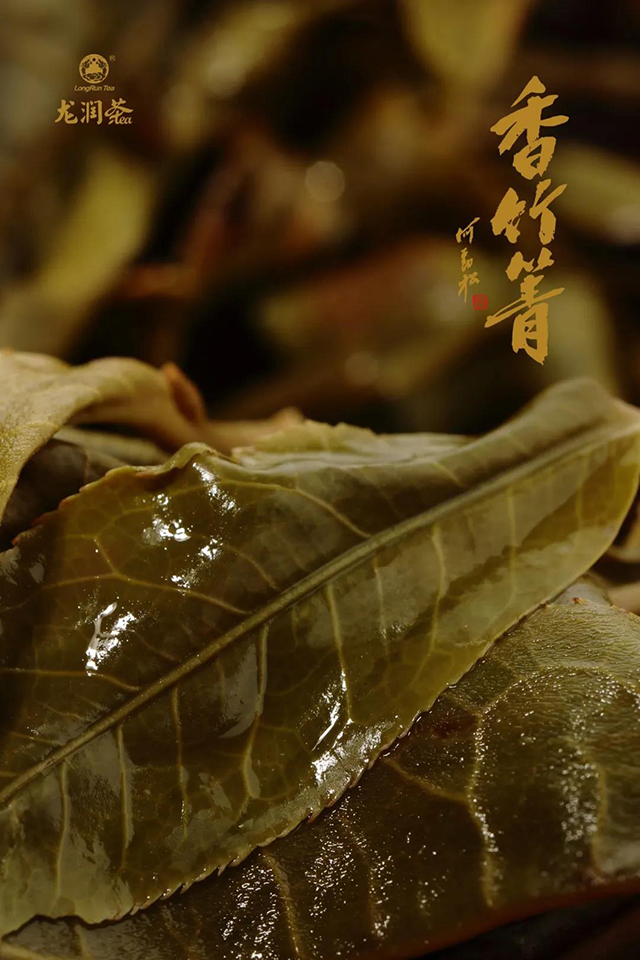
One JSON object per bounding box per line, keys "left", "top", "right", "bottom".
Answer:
{"left": 456, "top": 217, "right": 480, "bottom": 303}
{"left": 486, "top": 76, "right": 568, "bottom": 364}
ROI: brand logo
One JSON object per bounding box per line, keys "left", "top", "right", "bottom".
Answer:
{"left": 55, "top": 54, "right": 132, "bottom": 126}
{"left": 79, "top": 54, "right": 109, "bottom": 85}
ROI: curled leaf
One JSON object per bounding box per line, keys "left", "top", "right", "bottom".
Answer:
{"left": 0, "top": 351, "right": 205, "bottom": 526}
{"left": 0, "top": 379, "right": 638, "bottom": 933}
{"left": 0, "top": 440, "right": 122, "bottom": 551}
{"left": 0, "top": 351, "right": 302, "bottom": 528}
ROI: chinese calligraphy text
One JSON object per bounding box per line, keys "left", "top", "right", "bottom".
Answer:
{"left": 456, "top": 216, "right": 480, "bottom": 304}
{"left": 486, "top": 75, "right": 568, "bottom": 364}
{"left": 55, "top": 98, "right": 133, "bottom": 125}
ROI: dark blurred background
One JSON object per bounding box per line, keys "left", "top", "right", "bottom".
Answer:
{"left": 1, "top": 0, "right": 639, "bottom": 436}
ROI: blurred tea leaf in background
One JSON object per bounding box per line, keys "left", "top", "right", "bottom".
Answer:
{"left": 401, "top": 0, "right": 533, "bottom": 93}
{"left": 0, "top": 0, "right": 638, "bottom": 435}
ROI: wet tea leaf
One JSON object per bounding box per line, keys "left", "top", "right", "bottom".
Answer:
{"left": 0, "top": 379, "right": 638, "bottom": 933}
{"left": 4, "top": 583, "right": 640, "bottom": 958}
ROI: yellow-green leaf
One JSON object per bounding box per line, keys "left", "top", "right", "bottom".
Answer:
{"left": 4, "top": 582, "right": 640, "bottom": 958}
{"left": 0, "top": 379, "right": 638, "bottom": 933}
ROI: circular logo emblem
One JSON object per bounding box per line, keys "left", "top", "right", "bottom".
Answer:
{"left": 79, "top": 54, "right": 109, "bottom": 85}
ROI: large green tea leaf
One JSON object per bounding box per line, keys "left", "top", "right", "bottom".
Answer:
{"left": 5, "top": 583, "right": 640, "bottom": 959}
{"left": 0, "top": 379, "right": 639, "bottom": 933}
